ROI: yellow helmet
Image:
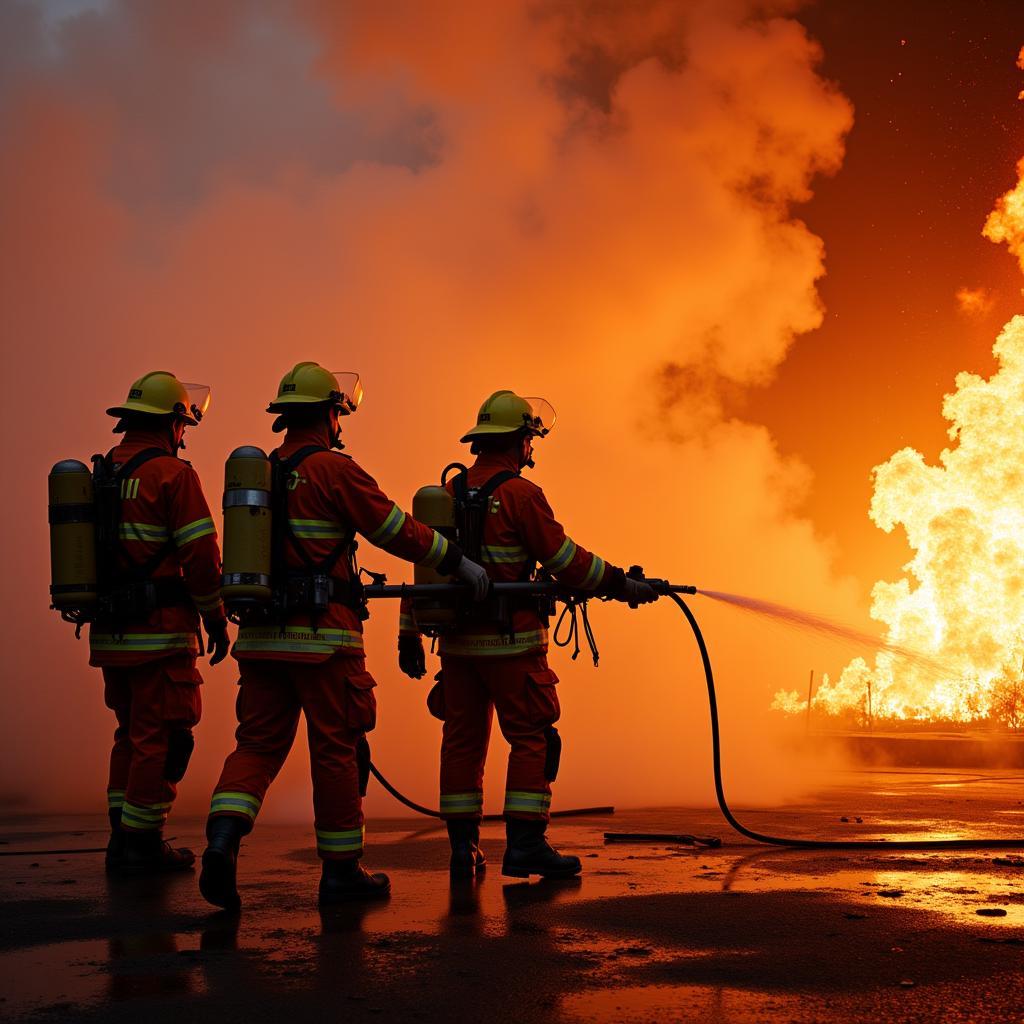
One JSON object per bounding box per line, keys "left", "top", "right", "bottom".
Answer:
{"left": 267, "top": 362, "right": 363, "bottom": 414}
{"left": 459, "top": 390, "right": 555, "bottom": 443}
{"left": 106, "top": 371, "right": 210, "bottom": 426}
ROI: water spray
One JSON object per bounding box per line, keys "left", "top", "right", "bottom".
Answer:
{"left": 364, "top": 576, "right": 1024, "bottom": 852}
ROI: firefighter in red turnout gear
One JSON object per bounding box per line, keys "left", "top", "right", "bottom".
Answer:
{"left": 399, "top": 391, "right": 657, "bottom": 879}
{"left": 85, "top": 372, "right": 228, "bottom": 875}
{"left": 200, "top": 363, "right": 488, "bottom": 909}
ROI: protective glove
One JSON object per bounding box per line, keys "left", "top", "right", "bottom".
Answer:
{"left": 619, "top": 577, "right": 658, "bottom": 609}
{"left": 398, "top": 635, "right": 426, "bottom": 679}
{"left": 453, "top": 556, "right": 491, "bottom": 601}
{"left": 206, "top": 620, "right": 230, "bottom": 666}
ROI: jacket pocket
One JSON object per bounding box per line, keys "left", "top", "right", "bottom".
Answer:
{"left": 525, "top": 668, "right": 560, "bottom": 726}
{"left": 426, "top": 671, "right": 445, "bottom": 721}
{"left": 344, "top": 671, "right": 378, "bottom": 732}
{"left": 162, "top": 662, "right": 202, "bottom": 726}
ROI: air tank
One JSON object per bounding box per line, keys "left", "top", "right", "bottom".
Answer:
{"left": 411, "top": 482, "right": 458, "bottom": 633}
{"left": 48, "top": 459, "right": 98, "bottom": 612}
{"left": 221, "top": 446, "right": 272, "bottom": 607}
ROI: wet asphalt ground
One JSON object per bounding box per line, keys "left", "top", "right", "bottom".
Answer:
{"left": 2, "top": 769, "right": 1024, "bottom": 1023}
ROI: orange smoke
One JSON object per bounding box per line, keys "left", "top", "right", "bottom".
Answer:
{"left": 1, "top": 1, "right": 856, "bottom": 816}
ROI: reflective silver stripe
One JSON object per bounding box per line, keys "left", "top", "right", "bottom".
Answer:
{"left": 543, "top": 538, "right": 577, "bottom": 573}
{"left": 119, "top": 522, "right": 170, "bottom": 543}
{"left": 235, "top": 627, "right": 363, "bottom": 656}
{"left": 289, "top": 518, "right": 346, "bottom": 539}
{"left": 316, "top": 826, "right": 365, "bottom": 851}
{"left": 438, "top": 629, "right": 548, "bottom": 657}
{"left": 210, "top": 791, "right": 261, "bottom": 819}
{"left": 440, "top": 792, "right": 483, "bottom": 811}
{"left": 369, "top": 504, "right": 406, "bottom": 545}
{"left": 121, "top": 800, "right": 172, "bottom": 830}
{"left": 504, "top": 790, "right": 552, "bottom": 813}
{"left": 481, "top": 545, "right": 528, "bottom": 564}
{"left": 419, "top": 531, "right": 449, "bottom": 569}
{"left": 90, "top": 632, "right": 198, "bottom": 652}
{"left": 223, "top": 489, "right": 270, "bottom": 509}
{"left": 173, "top": 517, "right": 216, "bottom": 546}
{"left": 581, "top": 554, "right": 606, "bottom": 590}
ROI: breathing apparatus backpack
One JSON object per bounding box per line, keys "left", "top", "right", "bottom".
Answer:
{"left": 410, "top": 463, "right": 554, "bottom": 638}
{"left": 48, "top": 449, "right": 191, "bottom": 630}
{"left": 220, "top": 445, "right": 368, "bottom": 625}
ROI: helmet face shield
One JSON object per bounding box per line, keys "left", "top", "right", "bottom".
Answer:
{"left": 522, "top": 397, "right": 555, "bottom": 437}
{"left": 330, "top": 372, "right": 363, "bottom": 414}
{"left": 180, "top": 383, "right": 211, "bottom": 424}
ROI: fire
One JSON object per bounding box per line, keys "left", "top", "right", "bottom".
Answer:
{"left": 775, "top": 137, "right": 1024, "bottom": 727}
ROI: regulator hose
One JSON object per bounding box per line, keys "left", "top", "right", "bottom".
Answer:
{"left": 670, "top": 591, "right": 1024, "bottom": 851}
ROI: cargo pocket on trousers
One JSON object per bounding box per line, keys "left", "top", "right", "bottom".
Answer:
{"left": 162, "top": 662, "right": 203, "bottom": 727}
{"left": 525, "top": 668, "right": 560, "bottom": 726}
{"left": 426, "top": 671, "right": 445, "bottom": 721}
{"left": 344, "top": 671, "right": 378, "bottom": 732}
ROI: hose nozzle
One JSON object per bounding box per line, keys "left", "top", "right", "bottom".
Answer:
{"left": 627, "top": 565, "right": 697, "bottom": 596}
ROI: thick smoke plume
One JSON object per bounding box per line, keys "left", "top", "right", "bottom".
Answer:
{"left": 1, "top": 1, "right": 856, "bottom": 816}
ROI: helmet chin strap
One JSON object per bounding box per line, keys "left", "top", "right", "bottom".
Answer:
{"left": 521, "top": 438, "right": 535, "bottom": 470}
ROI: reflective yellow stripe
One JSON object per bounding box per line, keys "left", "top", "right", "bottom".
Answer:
{"left": 173, "top": 517, "right": 216, "bottom": 546}
{"left": 543, "top": 538, "right": 577, "bottom": 573}
{"left": 107, "top": 789, "right": 125, "bottom": 809}
{"left": 504, "top": 790, "right": 552, "bottom": 814}
{"left": 289, "top": 518, "right": 346, "bottom": 540}
{"left": 398, "top": 613, "right": 417, "bottom": 633}
{"left": 369, "top": 504, "right": 406, "bottom": 545}
{"left": 191, "top": 588, "right": 222, "bottom": 612}
{"left": 438, "top": 629, "right": 548, "bottom": 657}
{"left": 119, "top": 522, "right": 170, "bottom": 543}
{"left": 419, "top": 530, "right": 449, "bottom": 569}
{"left": 121, "top": 800, "right": 172, "bottom": 830}
{"left": 316, "top": 826, "right": 365, "bottom": 851}
{"left": 235, "top": 627, "right": 363, "bottom": 656}
{"left": 210, "top": 791, "right": 261, "bottom": 820}
{"left": 440, "top": 792, "right": 484, "bottom": 812}
{"left": 90, "top": 632, "right": 198, "bottom": 653}
{"left": 581, "top": 554, "right": 605, "bottom": 590}
{"left": 481, "top": 544, "right": 528, "bottom": 564}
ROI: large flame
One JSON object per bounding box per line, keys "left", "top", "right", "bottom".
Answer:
{"left": 776, "top": 97, "right": 1024, "bottom": 727}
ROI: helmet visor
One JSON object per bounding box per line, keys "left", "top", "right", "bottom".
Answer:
{"left": 522, "top": 397, "right": 555, "bottom": 437}
{"left": 330, "top": 372, "right": 363, "bottom": 414}
{"left": 180, "top": 383, "right": 211, "bottom": 424}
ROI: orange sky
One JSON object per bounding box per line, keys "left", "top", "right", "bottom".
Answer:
{"left": 2, "top": 0, "right": 1022, "bottom": 819}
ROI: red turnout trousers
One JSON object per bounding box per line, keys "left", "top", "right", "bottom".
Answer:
{"left": 103, "top": 654, "right": 202, "bottom": 832}
{"left": 209, "top": 653, "right": 377, "bottom": 860}
{"left": 433, "top": 653, "right": 560, "bottom": 822}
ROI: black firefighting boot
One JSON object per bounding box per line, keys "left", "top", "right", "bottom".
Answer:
{"left": 318, "top": 859, "right": 391, "bottom": 905}
{"left": 199, "top": 816, "right": 247, "bottom": 911}
{"left": 447, "top": 820, "right": 486, "bottom": 879}
{"left": 105, "top": 808, "right": 125, "bottom": 873}
{"left": 502, "top": 818, "right": 582, "bottom": 879}
{"left": 119, "top": 829, "right": 195, "bottom": 874}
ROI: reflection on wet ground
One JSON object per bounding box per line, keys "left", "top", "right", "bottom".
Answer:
{"left": 2, "top": 769, "right": 1023, "bottom": 1023}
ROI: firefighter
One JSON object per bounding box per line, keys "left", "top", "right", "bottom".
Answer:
{"left": 92, "top": 371, "right": 229, "bottom": 874}
{"left": 398, "top": 390, "right": 657, "bottom": 879}
{"left": 200, "top": 362, "right": 489, "bottom": 910}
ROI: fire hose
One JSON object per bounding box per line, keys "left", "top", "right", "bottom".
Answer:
{"left": 363, "top": 578, "right": 1024, "bottom": 852}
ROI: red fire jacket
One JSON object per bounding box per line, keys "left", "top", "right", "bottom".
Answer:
{"left": 89, "top": 430, "right": 226, "bottom": 667}
{"left": 400, "top": 450, "right": 625, "bottom": 657}
{"left": 234, "top": 425, "right": 463, "bottom": 663}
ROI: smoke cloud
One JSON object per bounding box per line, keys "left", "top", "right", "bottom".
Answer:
{"left": 1, "top": 0, "right": 858, "bottom": 817}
